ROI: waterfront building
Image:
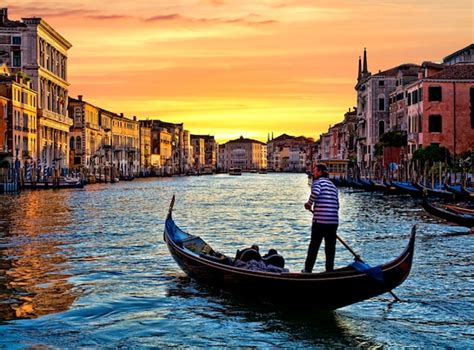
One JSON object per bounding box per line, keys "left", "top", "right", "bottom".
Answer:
{"left": 267, "top": 134, "right": 313, "bottom": 172}
{"left": 355, "top": 48, "right": 419, "bottom": 173}
{"left": 112, "top": 114, "right": 139, "bottom": 178}
{"left": 403, "top": 63, "right": 474, "bottom": 160}
{"left": 340, "top": 108, "right": 358, "bottom": 161}
{"left": 218, "top": 136, "right": 266, "bottom": 171}
{"left": 191, "top": 134, "right": 217, "bottom": 172}
{"left": 0, "top": 66, "right": 37, "bottom": 173}
{"left": 182, "top": 130, "right": 193, "bottom": 173}
{"left": 68, "top": 96, "right": 102, "bottom": 174}
{"left": 139, "top": 124, "right": 151, "bottom": 176}
{"left": 98, "top": 108, "right": 116, "bottom": 179}
{"left": 142, "top": 120, "right": 184, "bottom": 174}
{"left": 0, "top": 8, "right": 73, "bottom": 171}
{"left": 319, "top": 132, "right": 331, "bottom": 161}
{"left": 190, "top": 135, "right": 205, "bottom": 172}
{"left": 443, "top": 44, "right": 474, "bottom": 66}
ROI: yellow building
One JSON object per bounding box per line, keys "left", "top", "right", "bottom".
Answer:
{"left": 112, "top": 114, "right": 139, "bottom": 178}
{"left": 68, "top": 96, "right": 102, "bottom": 174}
{"left": 0, "top": 66, "right": 37, "bottom": 173}
{"left": 139, "top": 124, "right": 151, "bottom": 175}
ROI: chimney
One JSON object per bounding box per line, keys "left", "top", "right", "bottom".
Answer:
{"left": 78, "top": 95, "right": 83, "bottom": 101}
{"left": 0, "top": 8, "right": 8, "bottom": 24}
{"left": 133, "top": 115, "right": 137, "bottom": 121}
{"left": 120, "top": 113, "right": 124, "bottom": 118}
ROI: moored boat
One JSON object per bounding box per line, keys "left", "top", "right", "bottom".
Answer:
{"left": 461, "top": 186, "right": 474, "bottom": 200}
{"left": 422, "top": 197, "right": 474, "bottom": 228}
{"left": 413, "top": 182, "right": 454, "bottom": 201}
{"left": 164, "top": 196, "right": 416, "bottom": 310}
{"left": 228, "top": 167, "right": 242, "bottom": 176}
{"left": 391, "top": 181, "right": 422, "bottom": 196}
{"left": 21, "top": 178, "right": 84, "bottom": 190}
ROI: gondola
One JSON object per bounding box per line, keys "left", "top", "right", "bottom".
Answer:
{"left": 164, "top": 196, "right": 416, "bottom": 310}
{"left": 461, "top": 186, "right": 474, "bottom": 200}
{"left": 422, "top": 197, "right": 474, "bottom": 228}
{"left": 413, "top": 182, "right": 454, "bottom": 201}
{"left": 391, "top": 181, "right": 422, "bottom": 196}
{"left": 445, "top": 184, "right": 468, "bottom": 201}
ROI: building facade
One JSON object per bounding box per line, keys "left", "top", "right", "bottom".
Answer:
{"left": 112, "top": 114, "right": 139, "bottom": 178}
{"left": 355, "top": 48, "right": 419, "bottom": 172}
{"left": 267, "top": 134, "right": 313, "bottom": 172}
{"left": 139, "top": 124, "right": 151, "bottom": 175}
{"left": 0, "top": 8, "right": 73, "bottom": 171}
{"left": 218, "top": 136, "right": 267, "bottom": 171}
{"left": 0, "top": 67, "right": 37, "bottom": 174}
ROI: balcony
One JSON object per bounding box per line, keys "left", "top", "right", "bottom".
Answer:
{"left": 407, "top": 132, "right": 419, "bottom": 144}
{"left": 40, "top": 109, "right": 73, "bottom": 127}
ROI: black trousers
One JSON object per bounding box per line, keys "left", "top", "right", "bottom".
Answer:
{"left": 304, "top": 222, "right": 338, "bottom": 272}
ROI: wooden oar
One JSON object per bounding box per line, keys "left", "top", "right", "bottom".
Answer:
{"left": 307, "top": 208, "right": 401, "bottom": 302}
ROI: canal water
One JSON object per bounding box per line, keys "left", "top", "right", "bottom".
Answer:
{"left": 0, "top": 174, "right": 472, "bottom": 347}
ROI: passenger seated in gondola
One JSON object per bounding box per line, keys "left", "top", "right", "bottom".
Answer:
{"left": 235, "top": 244, "right": 261, "bottom": 262}
{"left": 234, "top": 245, "right": 288, "bottom": 272}
{"left": 262, "top": 248, "right": 285, "bottom": 269}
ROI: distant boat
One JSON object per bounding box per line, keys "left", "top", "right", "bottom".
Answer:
{"left": 249, "top": 169, "right": 257, "bottom": 174}
{"left": 228, "top": 168, "right": 242, "bottom": 176}
{"left": 258, "top": 169, "right": 267, "bottom": 174}
{"left": 21, "top": 178, "right": 84, "bottom": 190}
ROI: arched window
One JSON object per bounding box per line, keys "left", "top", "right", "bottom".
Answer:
{"left": 378, "top": 120, "right": 385, "bottom": 136}
{"left": 76, "top": 136, "right": 81, "bottom": 150}
{"left": 70, "top": 136, "right": 75, "bottom": 150}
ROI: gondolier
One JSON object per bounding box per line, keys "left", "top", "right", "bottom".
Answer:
{"left": 303, "top": 163, "right": 339, "bottom": 273}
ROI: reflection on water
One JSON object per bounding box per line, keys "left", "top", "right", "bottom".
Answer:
{"left": 165, "top": 275, "right": 378, "bottom": 348}
{"left": 0, "top": 191, "right": 76, "bottom": 320}
{"left": 0, "top": 174, "right": 472, "bottom": 347}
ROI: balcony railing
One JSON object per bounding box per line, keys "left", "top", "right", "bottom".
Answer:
{"left": 40, "top": 109, "right": 73, "bottom": 127}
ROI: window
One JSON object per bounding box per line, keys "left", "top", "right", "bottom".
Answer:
{"left": 396, "top": 93, "right": 404, "bottom": 101}
{"left": 429, "top": 115, "right": 442, "bottom": 132}
{"left": 378, "top": 97, "right": 385, "bottom": 111}
{"left": 470, "top": 87, "right": 474, "bottom": 128}
{"left": 412, "top": 90, "right": 418, "bottom": 104}
{"left": 12, "top": 51, "right": 21, "bottom": 67}
{"left": 418, "top": 88, "right": 423, "bottom": 101}
{"left": 378, "top": 80, "right": 385, "bottom": 86}
{"left": 378, "top": 121, "right": 385, "bottom": 136}
{"left": 11, "top": 36, "right": 21, "bottom": 45}
{"left": 76, "top": 136, "right": 81, "bottom": 150}
{"left": 428, "top": 86, "right": 442, "bottom": 101}
{"left": 407, "top": 93, "right": 412, "bottom": 106}
{"left": 70, "top": 137, "right": 75, "bottom": 150}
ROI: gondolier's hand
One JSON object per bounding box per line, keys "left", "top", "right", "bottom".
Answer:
{"left": 304, "top": 202, "right": 312, "bottom": 211}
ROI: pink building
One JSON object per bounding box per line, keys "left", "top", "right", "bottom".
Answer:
{"left": 405, "top": 63, "right": 474, "bottom": 159}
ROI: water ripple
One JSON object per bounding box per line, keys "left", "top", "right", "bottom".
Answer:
{"left": 0, "top": 174, "right": 472, "bottom": 347}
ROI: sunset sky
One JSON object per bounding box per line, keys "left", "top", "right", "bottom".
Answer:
{"left": 7, "top": 1, "right": 473, "bottom": 142}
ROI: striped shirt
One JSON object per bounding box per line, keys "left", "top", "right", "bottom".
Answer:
{"left": 308, "top": 177, "right": 339, "bottom": 224}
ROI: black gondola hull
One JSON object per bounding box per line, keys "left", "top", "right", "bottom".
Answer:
{"left": 422, "top": 198, "right": 474, "bottom": 228}
{"left": 164, "top": 215, "right": 415, "bottom": 310}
